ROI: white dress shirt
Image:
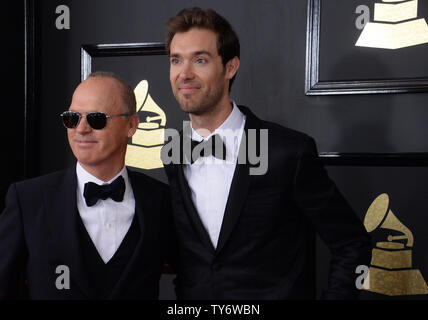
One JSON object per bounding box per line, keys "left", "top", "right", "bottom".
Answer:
{"left": 76, "top": 163, "right": 135, "bottom": 263}
{"left": 184, "top": 102, "right": 246, "bottom": 248}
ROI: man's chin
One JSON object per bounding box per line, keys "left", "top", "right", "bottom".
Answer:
{"left": 74, "top": 151, "right": 101, "bottom": 166}
{"left": 178, "top": 101, "right": 199, "bottom": 114}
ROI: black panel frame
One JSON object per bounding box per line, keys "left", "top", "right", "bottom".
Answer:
{"left": 305, "top": 0, "right": 428, "bottom": 96}
{"left": 81, "top": 42, "right": 167, "bottom": 80}
{"left": 305, "top": 0, "right": 428, "bottom": 166}
{"left": 319, "top": 152, "right": 428, "bottom": 167}
{"left": 25, "top": 0, "right": 37, "bottom": 178}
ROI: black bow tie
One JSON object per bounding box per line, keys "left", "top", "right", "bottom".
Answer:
{"left": 83, "top": 175, "right": 126, "bottom": 207}
{"left": 190, "top": 134, "right": 227, "bottom": 164}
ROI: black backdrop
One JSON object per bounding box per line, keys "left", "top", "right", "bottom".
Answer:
{"left": 3, "top": 0, "right": 428, "bottom": 299}
{"left": 1, "top": 1, "right": 25, "bottom": 211}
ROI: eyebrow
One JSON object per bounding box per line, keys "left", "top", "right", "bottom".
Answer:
{"left": 170, "top": 51, "right": 213, "bottom": 58}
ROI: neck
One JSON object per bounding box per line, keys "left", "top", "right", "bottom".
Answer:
{"left": 189, "top": 98, "right": 233, "bottom": 138}
{"left": 79, "top": 160, "right": 125, "bottom": 182}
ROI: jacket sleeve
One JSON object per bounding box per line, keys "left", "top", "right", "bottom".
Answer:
{"left": 0, "top": 183, "right": 28, "bottom": 299}
{"left": 293, "top": 136, "right": 372, "bottom": 299}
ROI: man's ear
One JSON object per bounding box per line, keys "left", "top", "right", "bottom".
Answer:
{"left": 225, "top": 56, "right": 240, "bottom": 80}
{"left": 127, "top": 113, "right": 140, "bottom": 138}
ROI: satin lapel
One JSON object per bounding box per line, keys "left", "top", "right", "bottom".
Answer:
{"left": 176, "top": 129, "right": 216, "bottom": 253}
{"left": 216, "top": 106, "right": 260, "bottom": 254}
{"left": 43, "top": 166, "right": 95, "bottom": 298}
{"left": 109, "top": 168, "right": 146, "bottom": 298}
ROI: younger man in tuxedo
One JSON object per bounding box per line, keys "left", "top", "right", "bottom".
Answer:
{"left": 0, "top": 72, "right": 174, "bottom": 299}
{"left": 162, "top": 7, "right": 371, "bottom": 299}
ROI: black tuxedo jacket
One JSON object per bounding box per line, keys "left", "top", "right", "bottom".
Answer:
{"left": 163, "top": 105, "right": 371, "bottom": 300}
{"left": 0, "top": 166, "right": 174, "bottom": 299}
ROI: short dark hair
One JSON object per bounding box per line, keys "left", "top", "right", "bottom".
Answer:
{"left": 165, "top": 7, "right": 240, "bottom": 91}
{"left": 88, "top": 71, "right": 136, "bottom": 114}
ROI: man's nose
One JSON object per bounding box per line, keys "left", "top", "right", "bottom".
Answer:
{"left": 75, "top": 116, "right": 92, "bottom": 134}
{"left": 178, "top": 62, "right": 195, "bottom": 80}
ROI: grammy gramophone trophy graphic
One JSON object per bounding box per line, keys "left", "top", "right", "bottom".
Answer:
{"left": 125, "top": 80, "right": 166, "bottom": 170}
{"left": 356, "top": 0, "right": 428, "bottom": 49}
{"left": 362, "top": 193, "right": 428, "bottom": 296}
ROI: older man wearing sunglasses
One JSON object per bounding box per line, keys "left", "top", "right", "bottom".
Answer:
{"left": 0, "top": 72, "right": 176, "bottom": 299}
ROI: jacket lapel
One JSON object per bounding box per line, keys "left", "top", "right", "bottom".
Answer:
{"left": 173, "top": 106, "right": 261, "bottom": 254}
{"left": 176, "top": 162, "right": 216, "bottom": 252}
{"left": 216, "top": 106, "right": 261, "bottom": 254}
{"left": 174, "top": 106, "right": 262, "bottom": 255}
{"left": 174, "top": 127, "right": 216, "bottom": 253}
{"left": 43, "top": 166, "right": 95, "bottom": 298}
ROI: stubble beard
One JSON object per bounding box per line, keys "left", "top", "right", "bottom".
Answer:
{"left": 174, "top": 82, "right": 225, "bottom": 117}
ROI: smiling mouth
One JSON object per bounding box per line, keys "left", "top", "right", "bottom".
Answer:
{"left": 179, "top": 86, "right": 200, "bottom": 94}
{"left": 75, "top": 140, "right": 97, "bottom": 146}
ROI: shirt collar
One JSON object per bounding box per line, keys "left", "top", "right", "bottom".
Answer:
{"left": 189, "top": 101, "right": 246, "bottom": 159}
{"left": 191, "top": 101, "right": 243, "bottom": 137}
{"left": 76, "top": 162, "right": 131, "bottom": 203}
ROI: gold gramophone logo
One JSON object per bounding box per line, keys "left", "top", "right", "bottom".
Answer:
{"left": 362, "top": 193, "right": 428, "bottom": 296}
{"left": 356, "top": 0, "right": 428, "bottom": 49}
{"left": 125, "top": 80, "right": 166, "bottom": 170}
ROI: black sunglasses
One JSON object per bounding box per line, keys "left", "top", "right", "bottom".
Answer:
{"left": 60, "top": 111, "right": 134, "bottom": 130}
